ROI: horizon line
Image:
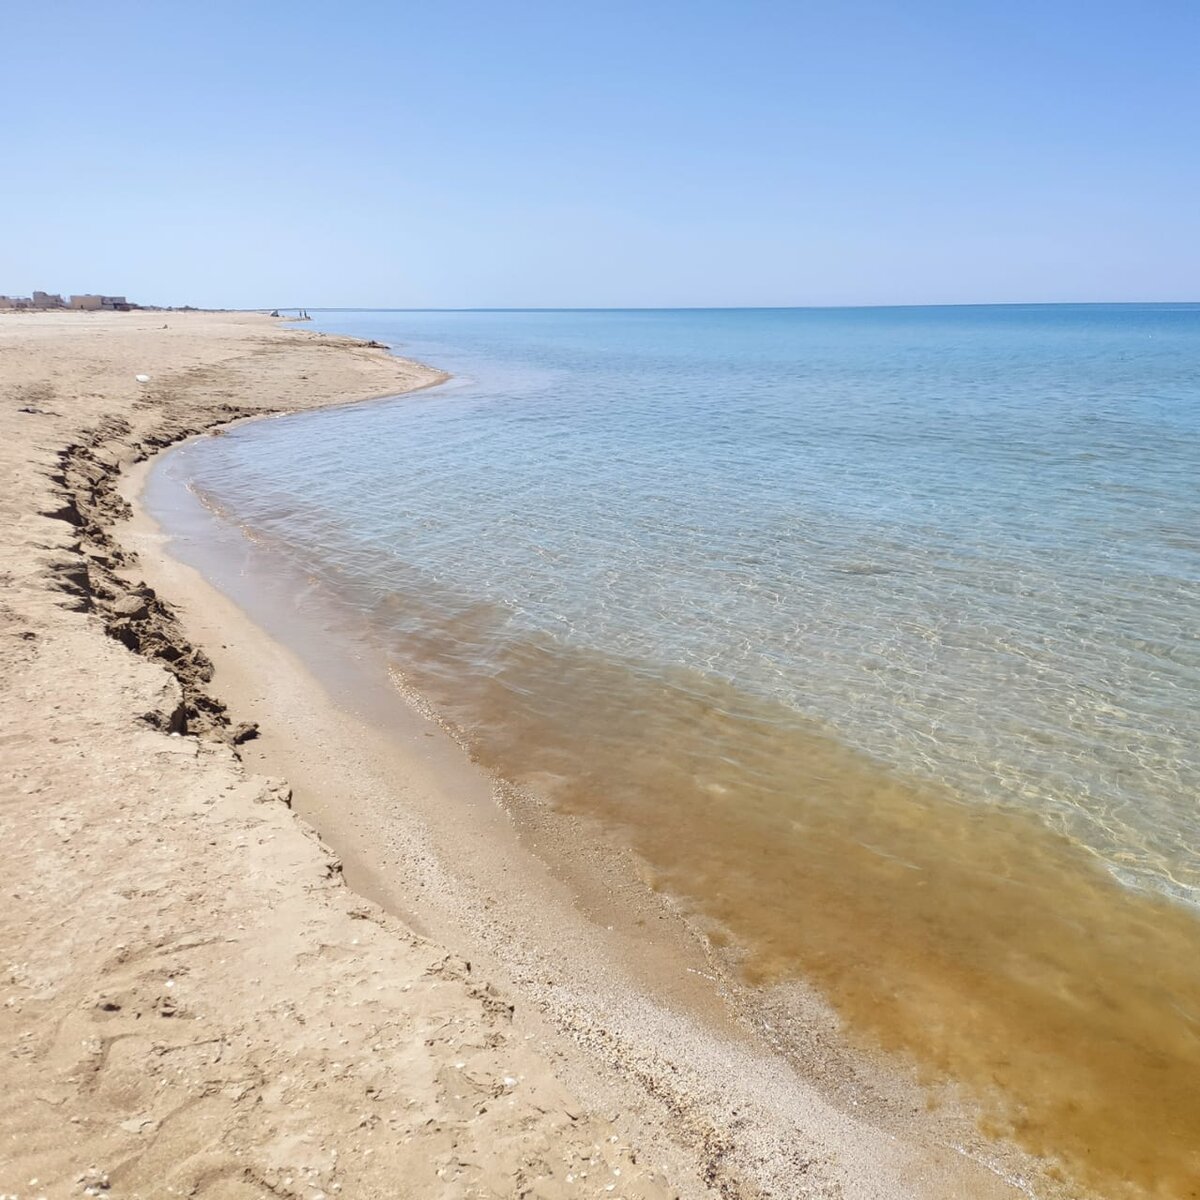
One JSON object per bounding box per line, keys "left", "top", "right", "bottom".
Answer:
{"left": 250, "top": 300, "right": 1200, "bottom": 314}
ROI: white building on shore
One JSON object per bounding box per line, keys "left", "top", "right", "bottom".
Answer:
{"left": 0, "top": 290, "right": 135, "bottom": 311}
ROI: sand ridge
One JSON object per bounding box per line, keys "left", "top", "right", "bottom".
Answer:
{"left": 0, "top": 311, "right": 681, "bottom": 1199}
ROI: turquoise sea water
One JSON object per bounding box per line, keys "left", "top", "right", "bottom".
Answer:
{"left": 169, "top": 305, "right": 1199, "bottom": 905}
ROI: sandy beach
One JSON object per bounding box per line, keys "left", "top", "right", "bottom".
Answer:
{"left": 0, "top": 311, "right": 675, "bottom": 1198}
{"left": 2, "top": 310, "right": 1061, "bottom": 1199}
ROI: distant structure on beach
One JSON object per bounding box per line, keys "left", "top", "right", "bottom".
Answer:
{"left": 0, "top": 290, "right": 136, "bottom": 311}
{"left": 68, "top": 294, "right": 132, "bottom": 311}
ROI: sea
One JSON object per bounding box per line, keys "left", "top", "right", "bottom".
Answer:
{"left": 149, "top": 305, "right": 1200, "bottom": 1193}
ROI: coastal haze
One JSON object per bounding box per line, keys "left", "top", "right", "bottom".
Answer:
{"left": 150, "top": 305, "right": 1200, "bottom": 1197}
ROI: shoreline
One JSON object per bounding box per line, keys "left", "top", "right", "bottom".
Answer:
{"left": 131, "top": 409, "right": 1038, "bottom": 1200}
{"left": 0, "top": 309, "right": 1076, "bottom": 1198}
{"left": 0, "top": 311, "right": 682, "bottom": 1199}
{"left": 115, "top": 317, "right": 1043, "bottom": 1199}
{"left": 231, "top": 313, "right": 1200, "bottom": 1200}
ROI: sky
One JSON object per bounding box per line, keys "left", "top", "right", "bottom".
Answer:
{"left": 2, "top": 1, "right": 1198, "bottom": 309}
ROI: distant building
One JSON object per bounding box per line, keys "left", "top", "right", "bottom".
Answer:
{"left": 2, "top": 291, "right": 137, "bottom": 311}
{"left": 69, "top": 294, "right": 131, "bottom": 311}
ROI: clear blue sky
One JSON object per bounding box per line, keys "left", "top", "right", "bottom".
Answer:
{"left": 3, "top": 1, "right": 1197, "bottom": 308}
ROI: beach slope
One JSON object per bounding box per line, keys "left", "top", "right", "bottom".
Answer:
{"left": 0, "top": 311, "right": 677, "bottom": 1199}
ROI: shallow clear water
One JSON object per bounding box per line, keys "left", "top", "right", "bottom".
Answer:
{"left": 155, "top": 306, "right": 1200, "bottom": 1192}
{"left": 181, "top": 305, "right": 1200, "bottom": 903}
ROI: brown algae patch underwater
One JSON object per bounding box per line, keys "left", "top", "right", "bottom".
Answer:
{"left": 388, "top": 617, "right": 1200, "bottom": 1199}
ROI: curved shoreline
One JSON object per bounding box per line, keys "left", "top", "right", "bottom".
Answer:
{"left": 0, "top": 311, "right": 684, "bottom": 1199}
{"left": 119, "top": 320, "right": 1052, "bottom": 1199}
{"left": 3, "top": 309, "right": 1118, "bottom": 1198}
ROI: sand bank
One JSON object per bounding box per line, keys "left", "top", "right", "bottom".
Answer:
{"left": 2, "top": 310, "right": 1031, "bottom": 1199}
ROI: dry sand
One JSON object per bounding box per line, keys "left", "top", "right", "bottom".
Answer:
{"left": 1, "top": 310, "right": 1039, "bottom": 1199}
